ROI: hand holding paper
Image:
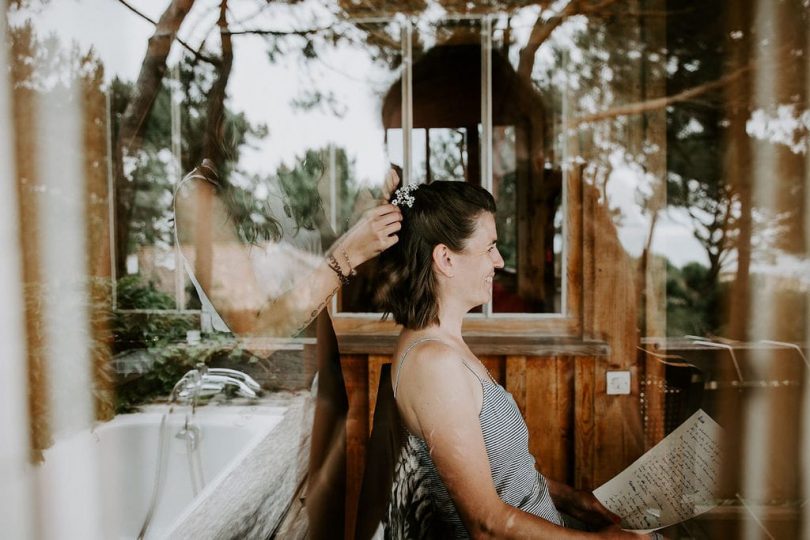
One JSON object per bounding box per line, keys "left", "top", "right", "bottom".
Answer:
{"left": 593, "top": 409, "right": 723, "bottom": 533}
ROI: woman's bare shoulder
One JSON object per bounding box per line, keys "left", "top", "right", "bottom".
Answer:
{"left": 394, "top": 338, "right": 473, "bottom": 395}
{"left": 398, "top": 338, "right": 460, "bottom": 368}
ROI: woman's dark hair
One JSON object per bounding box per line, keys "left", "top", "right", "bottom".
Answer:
{"left": 376, "top": 181, "right": 496, "bottom": 329}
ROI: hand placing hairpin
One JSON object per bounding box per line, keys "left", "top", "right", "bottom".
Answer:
{"left": 337, "top": 200, "right": 403, "bottom": 272}
{"left": 380, "top": 165, "right": 401, "bottom": 202}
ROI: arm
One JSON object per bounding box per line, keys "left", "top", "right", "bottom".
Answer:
{"left": 547, "top": 478, "right": 620, "bottom": 529}
{"left": 173, "top": 170, "right": 401, "bottom": 337}
{"left": 254, "top": 201, "right": 401, "bottom": 336}
{"left": 397, "top": 344, "right": 646, "bottom": 540}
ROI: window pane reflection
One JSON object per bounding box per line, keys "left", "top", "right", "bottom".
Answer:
{"left": 492, "top": 17, "right": 564, "bottom": 313}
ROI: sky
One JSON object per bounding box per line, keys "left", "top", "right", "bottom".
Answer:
{"left": 15, "top": 0, "right": 712, "bottom": 269}
{"left": 20, "top": 0, "right": 395, "bottom": 185}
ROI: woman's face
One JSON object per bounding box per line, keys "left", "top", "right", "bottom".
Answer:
{"left": 454, "top": 212, "right": 504, "bottom": 307}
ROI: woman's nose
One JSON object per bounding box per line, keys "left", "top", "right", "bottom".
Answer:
{"left": 492, "top": 248, "right": 505, "bottom": 269}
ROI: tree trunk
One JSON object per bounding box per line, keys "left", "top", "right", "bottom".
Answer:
{"left": 193, "top": 0, "right": 233, "bottom": 296}
{"left": 725, "top": 0, "right": 753, "bottom": 341}
{"left": 113, "top": 0, "right": 196, "bottom": 276}
{"left": 201, "top": 0, "right": 233, "bottom": 168}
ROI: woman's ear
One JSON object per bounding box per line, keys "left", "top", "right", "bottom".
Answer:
{"left": 432, "top": 244, "right": 455, "bottom": 278}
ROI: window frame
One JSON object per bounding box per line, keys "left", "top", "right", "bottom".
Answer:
{"left": 107, "top": 14, "right": 583, "bottom": 338}
{"left": 331, "top": 14, "right": 582, "bottom": 337}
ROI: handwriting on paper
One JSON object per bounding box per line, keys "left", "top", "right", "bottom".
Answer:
{"left": 593, "top": 409, "right": 723, "bottom": 532}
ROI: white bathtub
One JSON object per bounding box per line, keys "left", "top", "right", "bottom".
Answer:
{"left": 37, "top": 404, "right": 287, "bottom": 540}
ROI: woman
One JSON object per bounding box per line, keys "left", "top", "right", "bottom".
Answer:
{"left": 376, "top": 181, "right": 648, "bottom": 539}
{"left": 174, "top": 160, "right": 403, "bottom": 538}
{"left": 173, "top": 159, "right": 403, "bottom": 337}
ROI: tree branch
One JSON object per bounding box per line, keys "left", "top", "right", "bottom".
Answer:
{"left": 574, "top": 63, "right": 751, "bottom": 126}
{"left": 116, "top": 0, "right": 219, "bottom": 65}
{"left": 517, "top": 0, "right": 581, "bottom": 79}
{"left": 113, "top": 0, "right": 196, "bottom": 274}
{"left": 226, "top": 26, "right": 334, "bottom": 37}
{"left": 202, "top": 0, "right": 234, "bottom": 168}
{"left": 516, "top": 0, "right": 623, "bottom": 80}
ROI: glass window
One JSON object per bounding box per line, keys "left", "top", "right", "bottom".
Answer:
{"left": 338, "top": 14, "right": 567, "bottom": 315}
{"left": 5, "top": 2, "right": 809, "bottom": 539}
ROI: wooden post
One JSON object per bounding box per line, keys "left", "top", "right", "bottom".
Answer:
{"left": 341, "top": 354, "right": 369, "bottom": 540}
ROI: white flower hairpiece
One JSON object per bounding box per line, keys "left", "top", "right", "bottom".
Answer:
{"left": 392, "top": 183, "right": 419, "bottom": 208}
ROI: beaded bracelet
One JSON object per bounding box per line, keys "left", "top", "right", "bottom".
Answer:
{"left": 327, "top": 253, "right": 351, "bottom": 285}
{"left": 341, "top": 248, "right": 357, "bottom": 277}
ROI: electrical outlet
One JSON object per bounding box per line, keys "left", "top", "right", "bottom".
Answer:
{"left": 606, "top": 371, "right": 631, "bottom": 395}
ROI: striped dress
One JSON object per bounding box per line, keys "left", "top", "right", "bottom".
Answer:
{"left": 387, "top": 339, "right": 563, "bottom": 538}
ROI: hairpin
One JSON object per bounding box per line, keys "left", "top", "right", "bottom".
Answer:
{"left": 392, "top": 184, "right": 419, "bottom": 208}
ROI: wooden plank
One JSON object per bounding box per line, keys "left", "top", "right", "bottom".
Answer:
{"left": 338, "top": 334, "right": 609, "bottom": 357}
{"left": 367, "top": 355, "right": 391, "bottom": 433}
{"left": 84, "top": 82, "right": 115, "bottom": 422}
{"left": 556, "top": 356, "right": 575, "bottom": 486}
{"left": 273, "top": 477, "right": 309, "bottom": 540}
{"left": 14, "top": 86, "right": 50, "bottom": 460}
{"left": 480, "top": 355, "right": 505, "bottom": 386}
{"left": 581, "top": 168, "right": 595, "bottom": 338}
{"left": 332, "top": 315, "right": 580, "bottom": 337}
{"left": 505, "top": 355, "right": 527, "bottom": 417}
{"left": 566, "top": 163, "right": 583, "bottom": 331}
{"left": 581, "top": 178, "right": 643, "bottom": 486}
{"left": 593, "top": 361, "right": 617, "bottom": 488}
{"left": 642, "top": 0, "right": 668, "bottom": 341}
{"left": 763, "top": 347, "right": 802, "bottom": 501}
{"left": 340, "top": 354, "right": 369, "bottom": 540}
{"left": 526, "top": 356, "right": 564, "bottom": 482}
{"left": 574, "top": 356, "right": 596, "bottom": 489}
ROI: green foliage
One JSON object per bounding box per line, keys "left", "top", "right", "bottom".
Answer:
{"left": 666, "top": 261, "right": 726, "bottom": 337}
{"left": 278, "top": 146, "right": 358, "bottom": 234}
{"left": 664, "top": 1, "right": 736, "bottom": 286}
{"left": 113, "top": 335, "right": 241, "bottom": 414}
{"left": 202, "top": 145, "right": 358, "bottom": 248}
{"left": 113, "top": 275, "right": 190, "bottom": 347}
{"left": 108, "top": 53, "right": 270, "bottom": 256}
{"left": 427, "top": 129, "right": 466, "bottom": 182}
{"left": 111, "top": 275, "right": 246, "bottom": 413}
{"left": 495, "top": 170, "right": 518, "bottom": 270}
{"left": 221, "top": 178, "right": 285, "bottom": 245}
{"left": 276, "top": 149, "right": 329, "bottom": 233}
{"left": 175, "top": 54, "right": 268, "bottom": 175}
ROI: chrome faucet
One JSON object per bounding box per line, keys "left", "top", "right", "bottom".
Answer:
{"left": 171, "top": 364, "right": 262, "bottom": 409}
{"left": 170, "top": 364, "right": 261, "bottom": 453}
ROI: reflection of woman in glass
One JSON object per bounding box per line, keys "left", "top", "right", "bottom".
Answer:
{"left": 377, "top": 181, "right": 646, "bottom": 539}
{"left": 174, "top": 158, "right": 402, "bottom": 337}
{"left": 173, "top": 159, "right": 401, "bottom": 537}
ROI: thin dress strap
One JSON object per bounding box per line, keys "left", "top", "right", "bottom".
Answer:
{"left": 393, "top": 338, "right": 496, "bottom": 398}
{"left": 172, "top": 169, "right": 231, "bottom": 333}
{"left": 393, "top": 338, "right": 443, "bottom": 398}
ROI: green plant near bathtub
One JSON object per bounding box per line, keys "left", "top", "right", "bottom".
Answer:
{"left": 113, "top": 336, "right": 247, "bottom": 414}
{"left": 113, "top": 276, "right": 248, "bottom": 413}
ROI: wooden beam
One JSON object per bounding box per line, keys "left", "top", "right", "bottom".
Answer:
{"left": 506, "top": 355, "right": 527, "bottom": 417}
{"left": 367, "top": 355, "right": 391, "bottom": 432}
{"left": 480, "top": 355, "right": 505, "bottom": 386}
{"left": 574, "top": 356, "right": 596, "bottom": 489}
{"left": 340, "top": 354, "right": 368, "bottom": 540}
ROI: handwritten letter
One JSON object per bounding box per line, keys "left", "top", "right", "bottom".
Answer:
{"left": 593, "top": 409, "right": 723, "bottom": 532}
